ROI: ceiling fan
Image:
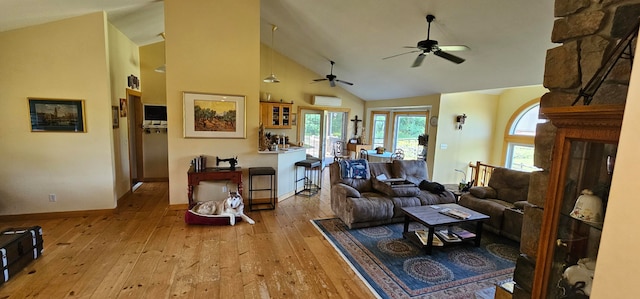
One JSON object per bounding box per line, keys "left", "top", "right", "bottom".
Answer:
{"left": 313, "top": 60, "right": 354, "bottom": 87}
{"left": 383, "top": 14, "right": 469, "bottom": 67}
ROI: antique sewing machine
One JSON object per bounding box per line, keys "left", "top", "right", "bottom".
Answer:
{"left": 216, "top": 156, "right": 238, "bottom": 170}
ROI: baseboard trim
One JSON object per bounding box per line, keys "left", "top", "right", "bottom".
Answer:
{"left": 142, "top": 177, "right": 169, "bottom": 182}
{"left": 0, "top": 209, "right": 114, "bottom": 222}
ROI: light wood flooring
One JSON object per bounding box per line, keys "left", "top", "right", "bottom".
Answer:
{"left": 0, "top": 170, "right": 373, "bottom": 298}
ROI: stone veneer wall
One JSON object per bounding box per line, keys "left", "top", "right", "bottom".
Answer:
{"left": 512, "top": 1, "right": 639, "bottom": 298}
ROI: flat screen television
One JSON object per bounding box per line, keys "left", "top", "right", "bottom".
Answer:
{"left": 144, "top": 104, "right": 167, "bottom": 121}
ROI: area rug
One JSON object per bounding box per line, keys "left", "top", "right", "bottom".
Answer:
{"left": 311, "top": 218, "right": 519, "bottom": 299}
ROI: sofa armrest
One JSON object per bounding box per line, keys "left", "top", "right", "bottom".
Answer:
{"left": 468, "top": 186, "right": 497, "bottom": 199}
{"left": 513, "top": 200, "right": 534, "bottom": 210}
{"left": 334, "top": 183, "right": 362, "bottom": 198}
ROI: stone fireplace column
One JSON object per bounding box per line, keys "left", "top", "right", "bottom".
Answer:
{"left": 512, "top": 1, "right": 637, "bottom": 298}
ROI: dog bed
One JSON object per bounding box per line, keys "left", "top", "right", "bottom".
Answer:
{"left": 184, "top": 208, "right": 241, "bottom": 225}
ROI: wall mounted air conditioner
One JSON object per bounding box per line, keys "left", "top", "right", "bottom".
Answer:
{"left": 312, "top": 96, "right": 342, "bottom": 107}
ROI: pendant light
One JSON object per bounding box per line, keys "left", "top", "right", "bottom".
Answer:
{"left": 263, "top": 24, "right": 280, "bottom": 83}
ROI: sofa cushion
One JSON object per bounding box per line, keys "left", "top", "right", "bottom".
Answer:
{"left": 469, "top": 186, "right": 497, "bottom": 199}
{"left": 488, "top": 168, "right": 531, "bottom": 203}
{"left": 371, "top": 179, "right": 421, "bottom": 197}
{"left": 392, "top": 159, "right": 430, "bottom": 185}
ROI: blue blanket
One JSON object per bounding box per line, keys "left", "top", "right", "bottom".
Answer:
{"left": 340, "top": 159, "right": 369, "bottom": 179}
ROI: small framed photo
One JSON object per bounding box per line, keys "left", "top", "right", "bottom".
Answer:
{"left": 28, "top": 98, "right": 86, "bottom": 132}
{"left": 119, "top": 98, "right": 128, "bottom": 117}
{"left": 183, "top": 92, "right": 246, "bottom": 138}
{"left": 112, "top": 106, "right": 119, "bottom": 129}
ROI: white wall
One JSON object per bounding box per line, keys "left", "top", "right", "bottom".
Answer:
{"left": 590, "top": 28, "right": 640, "bottom": 298}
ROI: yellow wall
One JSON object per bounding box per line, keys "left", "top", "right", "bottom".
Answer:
{"left": 590, "top": 27, "right": 640, "bottom": 298}
{"left": 259, "top": 43, "right": 365, "bottom": 143}
{"left": 436, "top": 92, "right": 499, "bottom": 183}
{"left": 140, "top": 41, "right": 168, "bottom": 179}
{"left": 0, "top": 12, "right": 116, "bottom": 215}
{"left": 491, "top": 85, "right": 548, "bottom": 165}
{"left": 165, "top": 0, "right": 261, "bottom": 204}
{"left": 107, "top": 23, "right": 142, "bottom": 196}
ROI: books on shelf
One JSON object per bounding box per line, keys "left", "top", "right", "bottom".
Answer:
{"left": 436, "top": 230, "right": 462, "bottom": 242}
{"left": 450, "top": 227, "right": 476, "bottom": 239}
{"left": 414, "top": 230, "right": 443, "bottom": 246}
{"left": 439, "top": 208, "right": 472, "bottom": 220}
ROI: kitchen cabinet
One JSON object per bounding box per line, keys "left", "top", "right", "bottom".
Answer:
{"left": 261, "top": 102, "right": 292, "bottom": 129}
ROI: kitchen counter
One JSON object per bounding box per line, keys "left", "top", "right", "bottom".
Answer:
{"left": 254, "top": 147, "right": 307, "bottom": 201}
{"left": 257, "top": 147, "right": 306, "bottom": 154}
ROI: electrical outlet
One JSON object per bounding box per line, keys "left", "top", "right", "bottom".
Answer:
{"left": 49, "top": 194, "right": 56, "bottom": 202}
{"left": 222, "top": 186, "right": 228, "bottom": 193}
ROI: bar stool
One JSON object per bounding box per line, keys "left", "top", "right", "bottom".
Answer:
{"left": 248, "top": 167, "right": 276, "bottom": 211}
{"left": 294, "top": 158, "right": 322, "bottom": 196}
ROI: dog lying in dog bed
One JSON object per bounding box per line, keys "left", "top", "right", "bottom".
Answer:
{"left": 185, "top": 192, "right": 255, "bottom": 225}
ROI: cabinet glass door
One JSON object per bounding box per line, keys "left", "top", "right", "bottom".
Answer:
{"left": 272, "top": 105, "right": 280, "bottom": 126}
{"left": 548, "top": 140, "right": 616, "bottom": 298}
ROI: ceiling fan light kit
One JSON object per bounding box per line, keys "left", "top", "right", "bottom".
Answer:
{"left": 383, "top": 14, "right": 469, "bottom": 67}
{"left": 263, "top": 24, "right": 281, "bottom": 83}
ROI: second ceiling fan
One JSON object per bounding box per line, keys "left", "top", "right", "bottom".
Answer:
{"left": 313, "top": 60, "right": 354, "bottom": 87}
{"left": 384, "top": 14, "right": 469, "bottom": 67}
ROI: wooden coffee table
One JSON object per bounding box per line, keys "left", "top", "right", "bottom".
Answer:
{"left": 401, "top": 203, "right": 490, "bottom": 254}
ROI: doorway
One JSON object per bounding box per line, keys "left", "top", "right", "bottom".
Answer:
{"left": 126, "top": 89, "right": 143, "bottom": 191}
{"left": 299, "top": 107, "right": 349, "bottom": 166}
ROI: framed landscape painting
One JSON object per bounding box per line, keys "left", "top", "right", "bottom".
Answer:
{"left": 183, "top": 92, "right": 246, "bottom": 138}
{"left": 28, "top": 98, "right": 86, "bottom": 132}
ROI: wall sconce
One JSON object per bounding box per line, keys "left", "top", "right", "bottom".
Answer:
{"left": 456, "top": 114, "right": 467, "bottom": 129}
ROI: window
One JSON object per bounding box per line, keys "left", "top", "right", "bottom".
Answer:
{"left": 370, "top": 112, "right": 389, "bottom": 149}
{"left": 393, "top": 112, "right": 427, "bottom": 160}
{"left": 504, "top": 102, "right": 541, "bottom": 171}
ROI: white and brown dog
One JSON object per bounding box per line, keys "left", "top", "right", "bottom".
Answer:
{"left": 193, "top": 192, "right": 255, "bottom": 226}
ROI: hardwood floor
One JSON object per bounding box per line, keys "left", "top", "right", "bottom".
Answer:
{"left": 0, "top": 170, "right": 373, "bottom": 298}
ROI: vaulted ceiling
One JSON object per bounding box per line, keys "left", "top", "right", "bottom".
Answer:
{"left": 0, "top": 0, "right": 556, "bottom": 100}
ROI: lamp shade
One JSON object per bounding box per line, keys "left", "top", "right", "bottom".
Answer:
{"left": 569, "top": 189, "right": 604, "bottom": 224}
{"left": 263, "top": 73, "right": 280, "bottom": 83}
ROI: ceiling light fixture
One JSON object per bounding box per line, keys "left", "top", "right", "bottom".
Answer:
{"left": 263, "top": 24, "right": 280, "bottom": 83}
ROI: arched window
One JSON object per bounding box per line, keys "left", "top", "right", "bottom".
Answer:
{"left": 504, "top": 100, "right": 542, "bottom": 171}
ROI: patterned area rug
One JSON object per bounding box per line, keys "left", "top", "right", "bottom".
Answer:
{"left": 311, "top": 218, "right": 518, "bottom": 299}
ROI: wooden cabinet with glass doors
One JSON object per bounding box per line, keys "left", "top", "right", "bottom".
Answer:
{"left": 261, "top": 102, "right": 292, "bottom": 129}
{"left": 533, "top": 104, "right": 624, "bottom": 298}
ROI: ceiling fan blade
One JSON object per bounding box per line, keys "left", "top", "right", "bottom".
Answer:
{"left": 336, "top": 79, "right": 354, "bottom": 86}
{"left": 411, "top": 53, "right": 426, "bottom": 68}
{"left": 313, "top": 78, "right": 328, "bottom": 82}
{"left": 382, "top": 50, "right": 421, "bottom": 60}
{"left": 434, "top": 50, "right": 465, "bottom": 64}
{"left": 330, "top": 79, "right": 336, "bottom": 87}
{"left": 439, "top": 45, "right": 470, "bottom": 52}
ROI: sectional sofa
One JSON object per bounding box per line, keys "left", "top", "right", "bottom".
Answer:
{"left": 329, "top": 159, "right": 456, "bottom": 229}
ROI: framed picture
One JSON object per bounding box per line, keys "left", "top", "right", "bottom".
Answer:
{"left": 28, "top": 98, "right": 86, "bottom": 132}
{"left": 112, "top": 106, "right": 119, "bottom": 129}
{"left": 119, "top": 98, "right": 128, "bottom": 117}
{"left": 291, "top": 113, "right": 297, "bottom": 126}
{"left": 183, "top": 92, "right": 246, "bottom": 138}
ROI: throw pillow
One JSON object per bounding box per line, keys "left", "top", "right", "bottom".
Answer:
{"left": 339, "top": 159, "right": 370, "bottom": 179}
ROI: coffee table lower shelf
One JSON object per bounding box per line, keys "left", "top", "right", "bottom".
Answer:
{"left": 401, "top": 204, "right": 490, "bottom": 255}
{"left": 402, "top": 228, "right": 477, "bottom": 251}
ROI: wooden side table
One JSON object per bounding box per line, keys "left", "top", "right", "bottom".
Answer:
{"left": 187, "top": 166, "right": 243, "bottom": 207}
